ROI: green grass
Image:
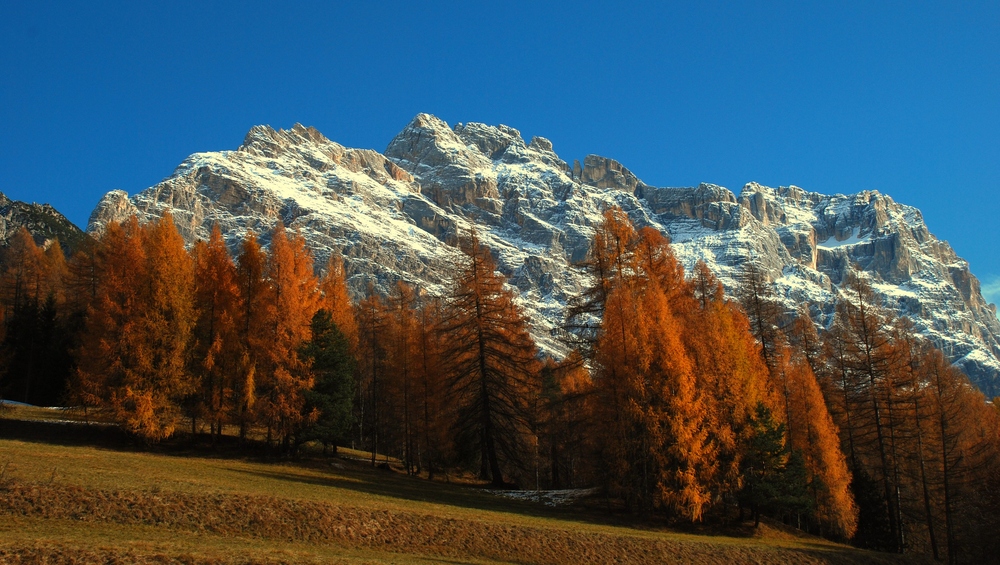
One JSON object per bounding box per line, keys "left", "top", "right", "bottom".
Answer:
{"left": 0, "top": 413, "right": 930, "bottom": 564}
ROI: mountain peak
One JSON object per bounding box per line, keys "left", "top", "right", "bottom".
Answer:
{"left": 453, "top": 121, "right": 524, "bottom": 159}
{"left": 87, "top": 189, "right": 136, "bottom": 235}
{"left": 84, "top": 117, "right": 1000, "bottom": 394}
{"left": 238, "top": 123, "right": 334, "bottom": 158}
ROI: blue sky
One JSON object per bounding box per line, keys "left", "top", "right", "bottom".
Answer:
{"left": 2, "top": 2, "right": 998, "bottom": 301}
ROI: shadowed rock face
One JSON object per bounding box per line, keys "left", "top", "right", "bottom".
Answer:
{"left": 0, "top": 192, "right": 86, "bottom": 253}
{"left": 88, "top": 114, "right": 1000, "bottom": 394}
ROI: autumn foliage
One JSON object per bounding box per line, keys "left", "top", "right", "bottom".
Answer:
{"left": 2, "top": 210, "right": 998, "bottom": 562}
{"left": 75, "top": 215, "right": 196, "bottom": 441}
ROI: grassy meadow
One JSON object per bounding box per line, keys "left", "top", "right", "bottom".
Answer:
{"left": 0, "top": 405, "right": 929, "bottom": 564}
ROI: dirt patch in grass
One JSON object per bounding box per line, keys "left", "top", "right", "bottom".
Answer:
{"left": 0, "top": 481, "right": 923, "bottom": 565}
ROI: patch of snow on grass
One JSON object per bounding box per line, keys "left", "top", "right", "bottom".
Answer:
{"left": 487, "top": 487, "right": 598, "bottom": 507}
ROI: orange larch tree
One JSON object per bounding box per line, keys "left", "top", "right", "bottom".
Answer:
{"left": 318, "top": 252, "right": 358, "bottom": 353}
{"left": 73, "top": 218, "right": 136, "bottom": 420}
{"left": 643, "top": 279, "right": 715, "bottom": 521}
{"left": 778, "top": 341, "right": 858, "bottom": 539}
{"left": 234, "top": 231, "right": 269, "bottom": 441}
{"left": 0, "top": 227, "right": 46, "bottom": 317}
{"left": 191, "top": 225, "right": 241, "bottom": 439}
{"left": 140, "top": 212, "right": 198, "bottom": 435}
{"left": 43, "top": 238, "right": 69, "bottom": 305}
{"left": 587, "top": 212, "right": 715, "bottom": 520}
{"left": 681, "top": 261, "right": 775, "bottom": 498}
{"left": 565, "top": 206, "right": 638, "bottom": 353}
{"left": 356, "top": 285, "right": 388, "bottom": 464}
{"left": 257, "top": 222, "right": 320, "bottom": 449}
{"left": 75, "top": 215, "right": 196, "bottom": 441}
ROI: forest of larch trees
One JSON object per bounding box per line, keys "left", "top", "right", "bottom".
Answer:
{"left": 1, "top": 208, "right": 999, "bottom": 564}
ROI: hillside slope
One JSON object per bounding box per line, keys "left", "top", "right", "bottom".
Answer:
{"left": 0, "top": 415, "right": 929, "bottom": 565}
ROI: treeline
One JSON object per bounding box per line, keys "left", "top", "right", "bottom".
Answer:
{"left": 0, "top": 210, "right": 998, "bottom": 562}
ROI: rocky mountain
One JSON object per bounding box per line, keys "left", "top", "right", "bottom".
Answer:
{"left": 0, "top": 191, "right": 86, "bottom": 254}
{"left": 88, "top": 114, "right": 1000, "bottom": 395}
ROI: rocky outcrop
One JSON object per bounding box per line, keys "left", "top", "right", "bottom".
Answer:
{"left": 0, "top": 191, "right": 86, "bottom": 253}
{"left": 642, "top": 184, "right": 744, "bottom": 230}
{"left": 668, "top": 182, "right": 1000, "bottom": 395}
{"left": 580, "top": 155, "right": 644, "bottom": 193}
{"left": 385, "top": 114, "right": 501, "bottom": 214}
{"left": 87, "top": 189, "right": 139, "bottom": 235}
{"left": 87, "top": 114, "right": 1000, "bottom": 395}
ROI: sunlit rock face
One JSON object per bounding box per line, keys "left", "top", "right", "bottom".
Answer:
{"left": 88, "top": 114, "right": 1000, "bottom": 394}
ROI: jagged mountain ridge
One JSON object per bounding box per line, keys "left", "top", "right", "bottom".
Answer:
{"left": 0, "top": 191, "right": 86, "bottom": 254}
{"left": 87, "top": 114, "right": 1000, "bottom": 395}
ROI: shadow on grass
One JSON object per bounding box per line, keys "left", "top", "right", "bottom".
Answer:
{"left": 0, "top": 420, "right": 924, "bottom": 565}
{"left": 0, "top": 418, "right": 774, "bottom": 534}
{"left": 0, "top": 418, "right": 567, "bottom": 517}
{"left": 0, "top": 415, "right": 650, "bottom": 531}
{"left": 0, "top": 418, "right": 917, "bottom": 564}
{"left": 230, "top": 463, "right": 618, "bottom": 526}
{"left": 0, "top": 416, "right": 277, "bottom": 460}
{"left": 0, "top": 417, "right": 133, "bottom": 450}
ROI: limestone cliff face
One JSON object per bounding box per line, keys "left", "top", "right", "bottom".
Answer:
{"left": 87, "top": 114, "right": 1000, "bottom": 394}
{"left": 721, "top": 183, "right": 1000, "bottom": 389}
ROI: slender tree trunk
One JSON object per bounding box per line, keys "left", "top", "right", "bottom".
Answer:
{"left": 404, "top": 370, "right": 413, "bottom": 475}
{"left": 913, "top": 394, "right": 939, "bottom": 561}
{"left": 856, "top": 291, "right": 902, "bottom": 553}
{"left": 369, "top": 298, "right": 379, "bottom": 468}
{"left": 869, "top": 373, "right": 900, "bottom": 552}
{"left": 885, "top": 386, "right": 905, "bottom": 551}
{"left": 422, "top": 349, "right": 433, "bottom": 479}
{"left": 938, "top": 401, "right": 957, "bottom": 564}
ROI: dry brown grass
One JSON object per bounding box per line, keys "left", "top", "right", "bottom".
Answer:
{"left": 0, "top": 417, "right": 931, "bottom": 565}
{"left": 0, "top": 516, "right": 465, "bottom": 564}
{"left": 0, "top": 481, "right": 927, "bottom": 565}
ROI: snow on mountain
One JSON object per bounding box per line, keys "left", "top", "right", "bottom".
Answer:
{"left": 87, "top": 114, "right": 1000, "bottom": 395}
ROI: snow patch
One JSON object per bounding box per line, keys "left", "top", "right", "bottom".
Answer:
{"left": 817, "top": 227, "right": 867, "bottom": 249}
{"left": 487, "top": 488, "right": 598, "bottom": 507}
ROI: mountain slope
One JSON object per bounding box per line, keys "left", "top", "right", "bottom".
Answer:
{"left": 87, "top": 114, "right": 1000, "bottom": 394}
{"left": 0, "top": 191, "right": 86, "bottom": 253}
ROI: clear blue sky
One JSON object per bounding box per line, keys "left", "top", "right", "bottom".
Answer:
{"left": 2, "top": 2, "right": 998, "bottom": 300}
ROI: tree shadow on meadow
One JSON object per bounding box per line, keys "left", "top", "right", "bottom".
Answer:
{"left": 0, "top": 418, "right": 919, "bottom": 564}
{"left": 229, "top": 461, "right": 617, "bottom": 525}
{"left": 0, "top": 415, "right": 276, "bottom": 459}
{"left": 0, "top": 416, "right": 133, "bottom": 449}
